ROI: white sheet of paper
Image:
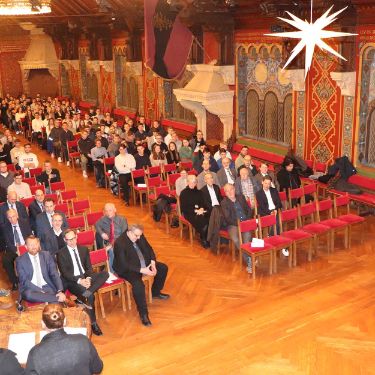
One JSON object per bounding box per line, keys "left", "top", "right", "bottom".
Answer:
{"left": 137, "top": 183, "right": 147, "bottom": 187}
{"left": 251, "top": 238, "right": 265, "bottom": 248}
{"left": 105, "top": 272, "right": 118, "bottom": 284}
{"left": 39, "top": 327, "right": 87, "bottom": 340}
{"left": 8, "top": 332, "right": 36, "bottom": 363}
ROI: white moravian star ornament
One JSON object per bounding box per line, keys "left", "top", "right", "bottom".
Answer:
{"left": 265, "top": 4, "right": 357, "bottom": 78}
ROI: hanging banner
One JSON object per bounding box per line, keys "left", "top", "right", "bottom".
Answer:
{"left": 144, "top": 0, "right": 193, "bottom": 80}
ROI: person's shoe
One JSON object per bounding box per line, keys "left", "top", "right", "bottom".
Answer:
{"left": 152, "top": 293, "right": 170, "bottom": 300}
{"left": 125, "top": 201, "right": 130, "bottom": 207}
{"left": 76, "top": 297, "right": 93, "bottom": 310}
{"left": 83, "top": 171, "right": 88, "bottom": 178}
{"left": 0, "top": 301, "right": 13, "bottom": 310}
{"left": 140, "top": 313, "right": 152, "bottom": 326}
{"left": 66, "top": 161, "right": 70, "bottom": 167}
{"left": 0, "top": 288, "right": 10, "bottom": 297}
{"left": 11, "top": 282, "right": 18, "bottom": 291}
{"left": 51, "top": 153, "right": 55, "bottom": 159}
{"left": 282, "top": 249, "right": 289, "bottom": 257}
{"left": 57, "top": 157, "right": 62, "bottom": 163}
{"left": 246, "top": 265, "right": 253, "bottom": 274}
{"left": 91, "top": 322, "right": 103, "bottom": 336}
{"left": 201, "top": 240, "right": 210, "bottom": 249}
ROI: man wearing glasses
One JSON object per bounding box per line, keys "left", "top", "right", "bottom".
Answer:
{"left": 57, "top": 229, "right": 108, "bottom": 336}
{"left": 113, "top": 224, "right": 169, "bottom": 327}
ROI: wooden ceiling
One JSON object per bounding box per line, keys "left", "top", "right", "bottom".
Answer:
{"left": 0, "top": 0, "right": 375, "bottom": 36}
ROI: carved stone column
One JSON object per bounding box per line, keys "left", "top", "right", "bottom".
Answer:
{"left": 284, "top": 69, "right": 306, "bottom": 157}
{"left": 330, "top": 72, "right": 356, "bottom": 157}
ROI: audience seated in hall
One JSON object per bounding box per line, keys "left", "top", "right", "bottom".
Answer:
{"left": 166, "top": 141, "right": 181, "bottom": 166}
{"left": 0, "top": 191, "right": 28, "bottom": 224}
{"left": 189, "top": 129, "right": 206, "bottom": 153}
{"left": 36, "top": 197, "right": 68, "bottom": 237}
{"left": 234, "top": 145, "right": 248, "bottom": 171}
{"left": 150, "top": 143, "right": 167, "bottom": 167}
{"left": 7, "top": 171, "right": 32, "bottom": 199}
{"left": 148, "top": 120, "right": 166, "bottom": 137}
{"left": 213, "top": 141, "right": 232, "bottom": 162}
{"left": 91, "top": 139, "right": 108, "bottom": 188}
{"left": 107, "top": 134, "right": 121, "bottom": 157}
{"left": 178, "top": 139, "right": 193, "bottom": 162}
{"left": 113, "top": 223, "right": 169, "bottom": 327}
{"left": 216, "top": 148, "right": 235, "bottom": 170}
{"left": 10, "top": 138, "right": 24, "bottom": 166}
{"left": 26, "top": 304, "right": 103, "bottom": 374}
{"left": 60, "top": 121, "right": 75, "bottom": 166}
{"left": 0, "top": 141, "right": 11, "bottom": 164}
{"left": 197, "top": 159, "right": 220, "bottom": 190}
{"left": 175, "top": 168, "right": 188, "bottom": 196}
{"left": 134, "top": 144, "right": 152, "bottom": 174}
{"left": 256, "top": 175, "right": 282, "bottom": 217}
{"left": 150, "top": 133, "right": 168, "bottom": 153}
{"left": 0, "top": 347, "right": 24, "bottom": 375}
{"left": 57, "top": 229, "right": 108, "bottom": 336}
{"left": 194, "top": 147, "right": 219, "bottom": 174}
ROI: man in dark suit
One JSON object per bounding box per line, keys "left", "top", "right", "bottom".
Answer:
{"left": 217, "top": 157, "right": 237, "bottom": 187}
{"left": 26, "top": 304, "right": 103, "bottom": 374}
{"left": 36, "top": 197, "right": 68, "bottom": 236}
{"left": 28, "top": 188, "right": 45, "bottom": 233}
{"left": 36, "top": 160, "right": 61, "bottom": 192}
{"left": 1, "top": 209, "right": 32, "bottom": 290}
{"left": 0, "top": 191, "right": 28, "bottom": 224}
{"left": 256, "top": 175, "right": 282, "bottom": 217}
{"left": 40, "top": 213, "right": 66, "bottom": 256}
{"left": 57, "top": 229, "right": 108, "bottom": 336}
{"left": 254, "top": 162, "right": 280, "bottom": 191}
{"left": 16, "top": 236, "right": 67, "bottom": 303}
{"left": 0, "top": 348, "right": 24, "bottom": 375}
{"left": 200, "top": 172, "right": 222, "bottom": 216}
{"left": 113, "top": 224, "right": 169, "bottom": 327}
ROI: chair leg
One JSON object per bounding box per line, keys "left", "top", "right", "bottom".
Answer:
{"left": 239, "top": 249, "right": 243, "bottom": 269}
{"left": 273, "top": 250, "right": 277, "bottom": 273}
{"left": 292, "top": 243, "right": 297, "bottom": 267}
{"left": 252, "top": 254, "right": 256, "bottom": 279}
{"left": 147, "top": 280, "right": 153, "bottom": 304}
{"left": 109, "top": 290, "right": 113, "bottom": 302}
{"left": 307, "top": 239, "right": 313, "bottom": 262}
{"left": 98, "top": 292, "right": 106, "bottom": 319}
{"left": 288, "top": 246, "right": 293, "bottom": 268}
{"left": 120, "top": 286, "right": 126, "bottom": 312}
{"left": 126, "top": 283, "right": 132, "bottom": 310}
{"left": 189, "top": 225, "right": 193, "bottom": 245}
{"left": 231, "top": 241, "right": 235, "bottom": 262}
{"left": 165, "top": 213, "right": 169, "bottom": 234}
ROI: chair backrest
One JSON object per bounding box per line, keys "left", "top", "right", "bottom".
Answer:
{"left": 20, "top": 197, "right": 34, "bottom": 208}
{"left": 131, "top": 168, "right": 146, "bottom": 179}
{"left": 103, "top": 157, "right": 115, "bottom": 171}
{"left": 315, "top": 162, "right": 327, "bottom": 173}
{"left": 303, "top": 183, "right": 317, "bottom": 196}
{"left": 6, "top": 163, "right": 15, "bottom": 172}
{"left": 61, "top": 189, "right": 77, "bottom": 202}
{"left": 148, "top": 165, "right": 162, "bottom": 176}
{"left": 278, "top": 191, "right": 288, "bottom": 203}
{"left": 289, "top": 187, "right": 304, "bottom": 200}
{"left": 77, "top": 230, "right": 96, "bottom": 249}
{"left": 147, "top": 176, "right": 163, "bottom": 189}
{"left": 334, "top": 194, "right": 350, "bottom": 217}
{"left": 55, "top": 202, "right": 69, "bottom": 216}
{"left": 44, "top": 193, "right": 59, "bottom": 203}
{"left": 180, "top": 161, "right": 193, "bottom": 170}
{"left": 30, "top": 184, "right": 45, "bottom": 195}
{"left": 305, "top": 159, "right": 314, "bottom": 169}
{"left": 239, "top": 218, "right": 258, "bottom": 234}
{"left": 279, "top": 208, "right": 298, "bottom": 231}
{"left": 188, "top": 169, "right": 197, "bottom": 176}
{"left": 74, "top": 133, "right": 81, "bottom": 141}
{"left": 299, "top": 202, "right": 316, "bottom": 217}
{"left": 50, "top": 181, "right": 66, "bottom": 192}
{"left": 167, "top": 173, "right": 180, "bottom": 187}
{"left": 163, "top": 163, "right": 176, "bottom": 174}
{"left": 89, "top": 248, "right": 108, "bottom": 268}
{"left": 73, "top": 199, "right": 91, "bottom": 215}
{"left": 258, "top": 214, "right": 277, "bottom": 238}
{"left": 23, "top": 177, "right": 37, "bottom": 186}
{"left": 67, "top": 140, "right": 78, "bottom": 151}
{"left": 155, "top": 185, "right": 171, "bottom": 196}
{"left": 316, "top": 199, "right": 333, "bottom": 220}
{"left": 29, "top": 168, "right": 43, "bottom": 177}
{"left": 86, "top": 211, "right": 103, "bottom": 229}
{"left": 67, "top": 215, "right": 86, "bottom": 230}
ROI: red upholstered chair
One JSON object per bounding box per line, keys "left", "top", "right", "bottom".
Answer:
{"left": 44, "top": 193, "right": 59, "bottom": 203}
{"left": 77, "top": 230, "right": 96, "bottom": 250}
{"left": 89, "top": 248, "right": 126, "bottom": 318}
{"left": 163, "top": 163, "right": 177, "bottom": 178}
{"left": 149, "top": 185, "right": 174, "bottom": 233}
{"left": 167, "top": 172, "right": 180, "bottom": 194}
{"left": 103, "top": 157, "right": 115, "bottom": 189}
{"left": 180, "top": 161, "right": 193, "bottom": 170}
{"left": 50, "top": 181, "right": 66, "bottom": 193}
{"left": 303, "top": 183, "right": 318, "bottom": 201}
{"left": 288, "top": 187, "right": 304, "bottom": 207}
{"left": 257, "top": 214, "right": 293, "bottom": 273}
{"left": 67, "top": 140, "right": 81, "bottom": 169}
{"left": 316, "top": 199, "right": 349, "bottom": 251}
{"left": 23, "top": 177, "right": 37, "bottom": 186}
{"left": 315, "top": 162, "right": 327, "bottom": 174}
{"left": 30, "top": 184, "right": 45, "bottom": 195}
{"left": 333, "top": 194, "right": 365, "bottom": 247}
{"left": 177, "top": 196, "right": 195, "bottom": 245}
{"left": 6, "top": 163, "right": 15, "bottom": 172}
{"left": 146, "top": 176, "right": 165, "bottom": 212}
{"left": 279, "top": 208, "right": 313, "bottom": 266}
{"left": 18, "top": 245, "right": 28, "bottom": 256}
{"left": 55, "top": 202, "right": 69, "bottom": 217}
{"left": 72, "top": 198, "right": 91, "bottom": 216}
{"left": 298, "top": 202, "right": 331, "bottom": 254}
{"left": 61, "top": 189, "right": 77, "bottom": 203}
{"left": 218, "top": 229, "right": 234, "bottom": 260}
{"left": 278, "top": 190, "right": 288, "bottom": 210}
{"left": 147, "top": 165, "right": 163, "bottom": 179}
{"left": 29, "top": 168, "right": 43, "bottom": 177}
{"left": 67, "top": 215, "right": 86, "bottom": 231}
{"left": 20, "top": 197, "right": 34, "bottom": 209}
{"left": 131, "top": 169, "right": 147, "bottom": 208}
{"left": 86, "top": 211, "right": 103, "bottom": 230}
{"left": 238, "top": 219, "right": 274, "bottom": 279}
{"left": 305, "top": 160, "right": 314, "bottom": 169}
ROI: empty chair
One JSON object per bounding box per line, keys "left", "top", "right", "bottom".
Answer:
{"left": 303, "top": 183, "right": 318, "bottom": 201}
{"left": 163, "top": 163, "right": 177, "bottom": 178}
{"left": 131, "top": 169, "right": 147, "bottom": 208}
{"left": 288, "top": 187, "right": 304, "bottom": 207}
{"left": 50, "top": 181, "right": 66, "bottom": 193}
{"left": 67, "top": 140, "right": 81, "bottom": 169}
{"left": 44, "top": 193, "right": 59, "bottom": 203}
{"left": 86, "top": 211, "right": 103, "bottom": 230}
{"left": 180, "top": 161, "right": 193, "bottom": 170}
{"left": 23, "top": 177, "right": 37, "bottom": 186}
{"left": 29, "top": 167, "right": 43, "bottom": 177}
{"left": 73, "top": 198, "right": 91, "bottom": 216}
{"left": 55, "top": 202, "right": 70, "bottom": 217}
{"left": 68, "top": 215, "right": 87, "bottom": 231}
{"left": 77, "top": 230, "right": 96, "bottom": 250}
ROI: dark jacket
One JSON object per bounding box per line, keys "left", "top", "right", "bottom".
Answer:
{"left": 16, "top": 250, "right": 63, "bottom": 297}
{"left": 200, "top": 184, "right": 222, "bottom": 214}
{"left": 277, "top": 168, "right": 301, "bottom": 192}
{"left": 0, "top": 348, "right": 24, "bottom": 375}
{"left": 134, "top": 153, "right": 152, "bottom": 170}
{"left": 0, "top": 200, "right": 28, "bottom": 224}
{"left": 28, "top": 199, "right": 44, "bottom": 232}
{"left": 57, "top": 245, "right": 94, "bottom": 284}
{"left": 49, "top": 127, "right": 63, "bottom": 142}
{"left": 220, "top": 194, "right": 252, "bottom": 227}
{"left": 217, "top": 167, "right": 237, "bottom": 187}
{"left": 36, "top": 211, "right": 68, "bottom": 237}
{"left": 26, "top": 329, "right": 103, "bottom": 375}
{"left": 40, "top": 228, "right": 64, "bottom": 256}
{"left": 256, "top": 188, "right": 283, "bottom": 216}
{"left": 59, "top": 129, "right": 74, "bottom": 146}
{"left": 113, "top": 232, "right": 156, "bottom": 277}
{"left": 36, "top": 169, "right": 61, "bottom": 188}
{"left": 78, "top": 137, "right": 95, "bottom": 156}
{"left": 1, "top": 218, "right": 32, "bottom": 253}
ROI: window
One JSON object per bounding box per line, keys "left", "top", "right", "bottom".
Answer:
{"left": 171, "top": 82, "right": 196, "bottom": 123}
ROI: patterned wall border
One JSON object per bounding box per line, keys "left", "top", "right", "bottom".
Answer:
{"left": 295, "top": 91, "right": 306, "bottom": 157}
{"left": 342, "top": 96, "right": 355, "bottom": 157}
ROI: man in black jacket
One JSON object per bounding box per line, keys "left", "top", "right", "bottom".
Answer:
{"left": 36, "top": 197, "right": 68, "bottom": 237}
{"left": 78, "top": 130, "right": 94, "bottom": 178}
{"left": 28, "top": 188, "right": 45, "bottom": 232}
{"left": 0, "top": 348, "right": 24, "bottom": 375}
{"left": 113, "top": 224, "right": 169, "bottom": 327}
{"left": 57, "top": 229, "right": 108, "bottom": 336}
{"left": 256, "top": 176, "right": 282, "bottom": 217}
{"left": 1, "top": 209, "right": 32, "bottom": 290}
{"left": 60, "top": 122, "right": 74, "bottom": 166}
{"left": 36, "top": 161, "right": 61, "bottom": 192}
{"left": 199, "top": 172, "right": 222, "bottom": 216}
{"left": 0, "top": 191, "right": 28, "bottom": 224}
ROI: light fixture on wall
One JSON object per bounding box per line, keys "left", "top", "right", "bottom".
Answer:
{"left": 265, "top": 0, "right": 356, "bottom": 79}
{"left": 0, "top": 0, "right": 52, "bottom": 16}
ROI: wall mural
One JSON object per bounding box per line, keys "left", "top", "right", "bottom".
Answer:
{"left": 79, "top": 48, "right": 89, "bottom": 100}
{"left": 60, "top": 63, "right": 71, "bottom": 97}
{"left": 305, "top": 49, "right": 341, "bottom": 164}
{"left": 236, "top": 43, "right": 293, "bottom": 146}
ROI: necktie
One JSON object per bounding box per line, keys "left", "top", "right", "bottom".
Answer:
{"left": 109, "top": 219, "right": 115, "bottom": 243}
{"left": 133, "top": 243, "right": 146, "bottom": 269}
{"left": 72, "top": 248, "right": 84, "bottom": 276}
{"left": 13, "top": 226, "right": 21, "bottom": 246}
{"left": 48, "top": 214, "right": 53, "bottom": 227}
{"left": 33, "top": 256, "right": 43, "bottom": 288}
{"left": 11, "top": 203, "right": 15, "bottom": 209}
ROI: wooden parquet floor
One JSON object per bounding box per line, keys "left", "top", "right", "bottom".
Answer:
{"left": 1, "top": 143, "right": 375, "bottom": 374}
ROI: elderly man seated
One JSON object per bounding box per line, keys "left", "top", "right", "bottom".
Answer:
{"left": 179, "top": 175, "right": 210, "bottom": 248}
{"left": 234, "top": 166, "right": 261, "bottom": 209}
{"left": 16, "top": 235, "right": 70, "bottom": 304}
{"left": 95, "top": 203, "right": 128, "bottom": 271}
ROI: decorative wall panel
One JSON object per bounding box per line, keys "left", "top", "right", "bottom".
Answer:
{"left": 0, "top": 51, "right": 25, "bottom": 96}
{"left": 143, "top": 68, "right": 158, "bottom": 120}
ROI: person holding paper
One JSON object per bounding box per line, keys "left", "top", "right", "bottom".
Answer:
{"left": 220, "top": 183, "right": 254, "bottom": 273}
{"left": 26, "top": 304, "right": 103, "bottom": 375}
{"left": 113, "top": 224, "right": 169, "bottom": 327}
{"left": 16, "top": 236, "right": 69, "bottom": 304}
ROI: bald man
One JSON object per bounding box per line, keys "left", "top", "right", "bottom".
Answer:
{"left": 95, "top": 203, "right": 128, "bottom": 271}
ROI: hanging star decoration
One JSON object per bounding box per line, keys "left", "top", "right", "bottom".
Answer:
{"left": 265, "top": 5, "right": 357, "bottom": 78}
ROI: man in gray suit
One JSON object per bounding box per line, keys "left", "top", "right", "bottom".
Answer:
{"left": 16, "top": 236, "right": 67, "bottom": 303}
{"left": 234, "top": 166, "right": 261, "bottom": 208}
{"left": 217, "top": 157, "right": 237, "bottom": 187}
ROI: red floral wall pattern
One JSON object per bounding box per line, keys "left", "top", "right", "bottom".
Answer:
{"left": 305, "top": 50, "right": 342, "bottom": 164}
{"left": 100, "top": 67, "right": 113, "bottom": 111}
{"left": 69, "top": 66, "right": 81, "bottom": 101}
{"left": 143, "top": 68, "right": 158, "bottom": 120}
{"left": 0, "top": 51, "right": 26, "bottom": 96}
